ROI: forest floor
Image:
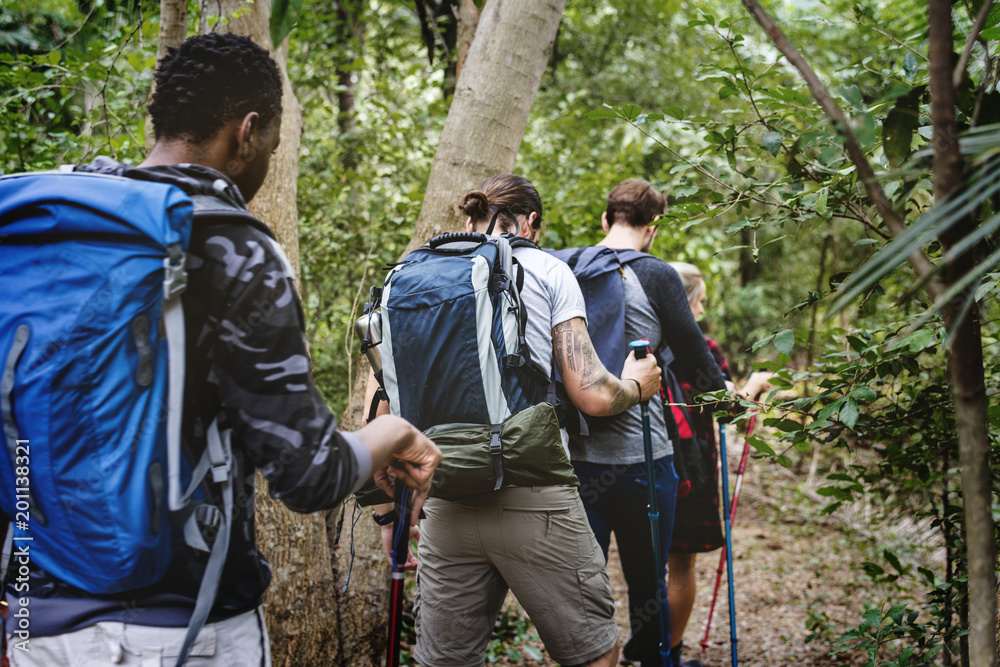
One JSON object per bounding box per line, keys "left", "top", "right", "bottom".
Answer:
{"left": 454, "top": 424, "right": 944, "bottom": 667}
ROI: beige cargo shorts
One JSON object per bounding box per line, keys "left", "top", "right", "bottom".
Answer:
{"left": 413, "top": 485, "right": 618, "bottom": 667}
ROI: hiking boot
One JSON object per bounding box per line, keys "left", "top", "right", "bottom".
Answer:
{"left": 670, "top": 642, "right": 704, "bottom": 667}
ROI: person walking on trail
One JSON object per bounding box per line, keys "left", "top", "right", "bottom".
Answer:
{"left": 367, "top": 174, "right": 662, "bottom": 667}
{"left": 2, "top": 33, "right": 441, "bottom": 667}
{"left": 567, "top": 179, "right": 727, "bottom": 667}
{"left": 665, "top": 262, "right": 770, "bottom": 667}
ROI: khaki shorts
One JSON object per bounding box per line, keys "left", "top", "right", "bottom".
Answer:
{"left": 414, "top": 486, "right": 617, "bottom": 667}
{"left": 6, "top": 607, "right": 270, "bottom": 666}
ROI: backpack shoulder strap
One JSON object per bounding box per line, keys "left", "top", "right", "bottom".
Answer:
{"left": 611, "top": 248, "right": 651, "bottom": 267}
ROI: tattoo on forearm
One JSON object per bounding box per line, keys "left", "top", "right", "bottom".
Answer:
{"left": 554, "top": 318, "right": 638, "bottom": 414}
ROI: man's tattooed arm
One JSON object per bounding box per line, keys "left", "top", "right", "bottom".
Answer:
{"left": 552, "top": 317, "right": 639, "bottom": 417}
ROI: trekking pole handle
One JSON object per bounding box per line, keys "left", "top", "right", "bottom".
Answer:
{"left": 628, "top": 338, "right": 651, "bottom": 360}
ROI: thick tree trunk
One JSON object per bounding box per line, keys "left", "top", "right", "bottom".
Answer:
{"left": 145, "top": 0, "right": 188, "bottom": 151}
{"left": 928, "top": 2, "right": 997, "bottom": 666}
{"left": 404, "top": 0, "right": 567, "bottom": 253}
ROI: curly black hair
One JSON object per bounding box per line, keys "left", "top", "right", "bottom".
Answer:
{"left": 147, "top": 32, "right": 283, "bottom": 143}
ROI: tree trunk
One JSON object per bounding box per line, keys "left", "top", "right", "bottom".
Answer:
{"left": 454, "top": 0, "right": 480, "bottom": 83}
{"left": 928, "top": 2, "right": 997, "bottom": 666}
{"left": 334, "top": 0, "right": 365, "bottom": 174}
{"left": 404, "top": 0, "right": 567, "bottom": 254}
{"left": 145, "top": 0, "right": 188, "bottom": 152}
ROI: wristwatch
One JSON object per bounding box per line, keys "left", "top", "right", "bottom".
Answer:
{"left": 372, "top": 509, "right": 398, "bottom": 526}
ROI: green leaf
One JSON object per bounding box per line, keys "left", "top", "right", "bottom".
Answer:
{"left": 763, "top": 130, "right": 783, "bottom": 156}
{"left": 764, "top": 418, "right": 803, "bottom": 432}
{"left": 840, "top": 398, "right": 859, "bottom": 430}
{"left": 883, "top": 91, "right": 921, "bottom": 167}
{"left": 981, "top": 26, "right": 1000, "bottom": 40}
{"left": 719, "top": 84, "right": 740, "bottom": 100}
{"left": 776, "top": 455, "right": 793, "bottom": 467}
{"left": 884, "top": 549, "right": 905, "bottom": 575}
{"left": 862, "top": 562, "right": 886, "bottom": 578}
{"left": 840, "top": 85, "right": 864, "bottom": 109}
{"left": 984, "top": 2, "right": 1000, "bottom": 28}
{"left": 270, "top": 0, "right": 305, "bottom": 47}
{"left": 619, "top": 104, "right": 643, "bottom": 122}
{"left": 506, "top": 648, "right": 521, "bottom": 662}
{"left": 747, "top": 435, "right": 776, "bottom": 456}
{"left": 988, "top": 404, "right": 1000, "bottom": 427}
{"left": 816, "top": 188, "right": 828, "bottom": 215}
{"left": 851, "top": 386, "right": 876, "bottom": 403}
{"left": 817, "top": 397, "right": 847, "bottom": 423}
{"left": 524, "top": 646, "right": 544, "bottom": 661}
{"left": 773, "top": 329, "right": 794, "bottom": 355}
{"left": 820, "top": 501, "right": 843, "bottom": 515}
{"left": 664, "top": 106, "right": 685, "bottom": 120}
{"left": 893, "top": 328, "right": 936, "bottom": 353}
{"left": 852, "top": 112, "right": 878, "bottom": 149}
{"left": 887, "top": 603, "right": 907, "bottom": 625}
{"left": 46, "top": 50, "right": 62, "bottom": 66}
{"left": 903, "top": 53, "right": 918, "bottom": 80}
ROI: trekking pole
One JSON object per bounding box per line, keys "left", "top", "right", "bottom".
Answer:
{"left": 700, "top": 414, "right": 756, "bottom": 656}
{"left": 386, "top": 478, "right": 413, "bottom": 667}
{"left": 718, "top": 421, "right": 738, "bottom": 667}
{"left": 628, "top": 339, "right": 670, "bottom": 667}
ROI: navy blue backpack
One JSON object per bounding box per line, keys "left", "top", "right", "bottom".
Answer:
{"left": 0, "top": 170, "right": 238, "bottom": 666}
{"left": 548, "top": 245, "right": 710, "bottom": 495}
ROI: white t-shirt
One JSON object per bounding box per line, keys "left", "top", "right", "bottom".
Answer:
{"left": 512, "top": 245, "right": 587, "bottom": 378}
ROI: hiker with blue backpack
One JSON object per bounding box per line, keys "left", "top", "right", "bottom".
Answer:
{"left": 551, "top": 178, "right": 728, "bottom": 667}
{"left": 360, "top": 174, "right": 662, "bottom": 667}
{"left": 0, "top": 33, "right": 441, "bottom": 667}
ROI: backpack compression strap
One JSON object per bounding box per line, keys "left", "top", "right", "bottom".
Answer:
{"left": 175, "top": 419, "right": 234, "bottom": 667}
{"left": 161, "top": 192, "right": 245, "bottom": 666}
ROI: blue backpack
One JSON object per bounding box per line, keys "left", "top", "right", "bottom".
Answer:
{"left": 547, "top": 245, "right": 648, "bottom": 375}
{"left": 356, "top": 210, "right": 574, "bottom": 498}
{"left": 548, "top": 245, "right": 710, "bottom": 494}
{"left": 0, "top": 170, "right": 239, "bottom": 666}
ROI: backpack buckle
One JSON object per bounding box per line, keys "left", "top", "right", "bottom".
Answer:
{"left": 503, "top": 354, "right": 526, "bottom": 369}
{"left": 490, "top": 273, "right": 511, "bottom": 293}
{"left": 489, "top": 424, "right": 503, "bottom": 491}
{"left": 163, "top": 245, "right": 188, "bottom": 299}
{"left": 210, "top": 460, "right": 230, "bottom": 484}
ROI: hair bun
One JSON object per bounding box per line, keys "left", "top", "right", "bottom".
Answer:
{"left": 461, "top": 190, "right": 489, "bottom": 219}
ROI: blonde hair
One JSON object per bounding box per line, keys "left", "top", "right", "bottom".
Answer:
{"left": 668, "top": 262, "right": 707, "bottom": 306}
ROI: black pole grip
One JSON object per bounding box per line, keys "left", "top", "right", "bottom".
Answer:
{"left": 629, "top": 338, "right": 651, "bottom": 360}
